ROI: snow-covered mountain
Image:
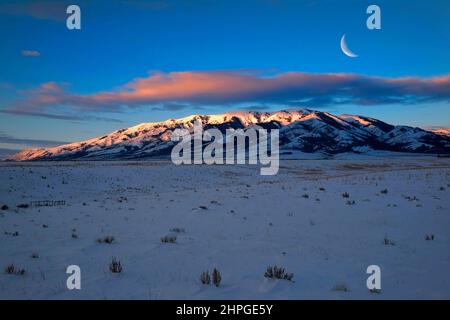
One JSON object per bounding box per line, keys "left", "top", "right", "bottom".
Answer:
{"left": 8, "top": 109, "right": 450, "bottom": 161}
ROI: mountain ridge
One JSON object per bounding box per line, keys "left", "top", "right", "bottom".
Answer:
{"left": 8, "top": 109, "right": 450, "bottom": 161}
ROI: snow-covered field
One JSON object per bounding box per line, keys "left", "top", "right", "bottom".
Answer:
{"left": 1, "top": 156, "right": 450, "bottom": 299}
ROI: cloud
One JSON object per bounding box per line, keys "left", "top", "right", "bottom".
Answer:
{"left": 0, "top": 132, "right": 71, "bottom": 159}
{"left": 151, "top": 103, "right": 193, "bottom": 111}
{"left": 0, "top": 0, "right": 173, "bottom": 22}
{"left": 236, "top": 105, "right": 274, "bottom": 111}
{"left": 1, "top": 81, "right": 123, "bottom": 123}
{"left": 0, "top": 109, "right": 124, "bottom": 123}
{"left": 21, "top": 50, "right": 41, "bottom": 57}
{"left": 0, "top": 0, "right": 68, "bottom": 21}
{"left": 0, "top": 131, "right": 68, "bottom": 147}
{"left": 5, "top": 71, "right": 450, "bottom": 117}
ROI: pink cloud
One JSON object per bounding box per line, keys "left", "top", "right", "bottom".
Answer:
{"left": 5, "top": 71, "right": 450, "bottom": 116}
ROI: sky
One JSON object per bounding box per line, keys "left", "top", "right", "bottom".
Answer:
{"left": 0, "top": 0, "right": 449, "bottom": 155}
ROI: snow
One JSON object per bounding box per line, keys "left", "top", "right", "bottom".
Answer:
{"left": 381, "top": 126, "right": 433, "bottom": 150}
{"left": 340, "top": 115, "right": 373, "bottom": 127}
{"left": 1, "top": 156, "right": 449, "bottom": 299}
{"left": 339, "top": 114, "right": 389, "bottom": 137}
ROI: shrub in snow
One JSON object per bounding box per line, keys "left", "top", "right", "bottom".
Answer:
{"left": 264, "top": 265, "right": 294, "bottom": 281}
{"left": 97, "top": 236, "right": 115, "bottom": 244}
{"left": 5, "top": 264, "right": 15, "bottom": 274}
{"left": 383, "top": 236, "right": 395, "bottom": 246}
{"left": 404, "top": 195, "right": 419, "bottom": 202}
{"left": 342, "top": 192, "right": 350, "bottom": 198}
{"left": 425, "top": 234, "right": 435, "bottom": 241}
{"left": 109, "top": 257, "right": 122, "bottom": 273}
{"left": 161, "top": 235, "right": 177, "bottom": 243}
{"left": 332, "top": 283, "right": 349, "bottom": 292}
{"left": 212, "top": 268, "right": 222, "bottom": 287}
{"left": 4, "top": 231, "right": 19, "bottom": 237}
{"left": 380, "top": 188, "right": 388, "bottom": 194}
{"left": 4, "top": 264, "right": 25, "bottom": 275}
{"left": 200, "top": 271, "right": 211, "bottom": 285}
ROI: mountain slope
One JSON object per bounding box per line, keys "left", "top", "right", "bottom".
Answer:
{"left": 8, "top": 109, "right": 450, "bottom": 161}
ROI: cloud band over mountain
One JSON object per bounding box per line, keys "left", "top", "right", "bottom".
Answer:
{"left": 5, "top": 71, "right": 450, "bottom": 115}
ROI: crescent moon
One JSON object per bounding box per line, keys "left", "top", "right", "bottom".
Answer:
{"left": 340, "top": 34, "right": 358, "bottom": 58}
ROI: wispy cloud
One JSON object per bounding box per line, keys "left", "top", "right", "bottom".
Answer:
{"left": 0, "top": 109, "right": 124, "bottom": 123}
{"left": 2, "top": 81, "right": 123, "bottom": 123}
{"left": 0, "top": 131, "right": 69, "bottom": 159}
{"left": 21, "top": 50, "right": 41, "bottom": 57}
{"left": 0, "top": 0, "right": 68, "bottom": 21}
{"left": 119, "top": 0, "right": 172, "bottom": 10}
{"left": 5, "top": 71, "right": 450, "bottom": 117}
{"left": 0, "top": 0, "right": 173, "bottom": 22}
{"left": 0, "top": 131, "right": 68, "bottom": 147}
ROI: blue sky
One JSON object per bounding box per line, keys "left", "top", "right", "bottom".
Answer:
{"left": 0, "top": 0, "right": 449, "bottom": 154}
